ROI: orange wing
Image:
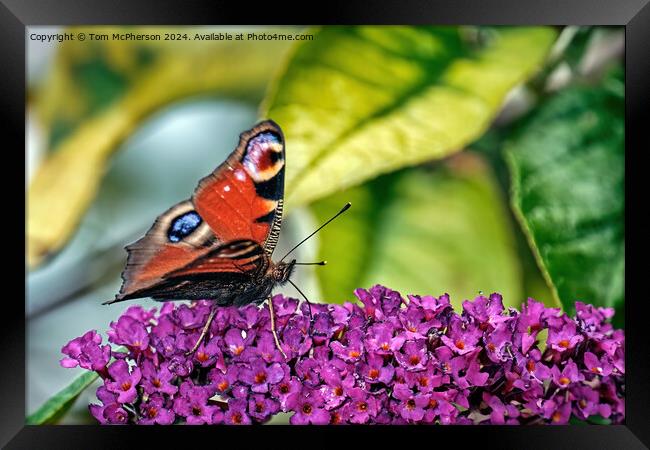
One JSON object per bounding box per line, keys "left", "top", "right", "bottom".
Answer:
{"left": 193, "top": 120, "right": 285, "bottom": 255}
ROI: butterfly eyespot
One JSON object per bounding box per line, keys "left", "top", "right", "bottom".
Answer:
{"left": 243, "top": 131, "right": 284, "bottom": 183}
{"left": 168, "top": 211, "right": 202, "bottom": 243}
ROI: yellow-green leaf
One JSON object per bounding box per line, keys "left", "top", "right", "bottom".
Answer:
{"left": 311, "top": 153, "right": 523, "bottom": 310}
{"left": 27, "top": 27, "right": 297, "bottom": 267}
{"left": 263, "top": 26, "right": 557, "bottom": 210}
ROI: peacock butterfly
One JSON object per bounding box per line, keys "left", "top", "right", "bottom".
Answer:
{"left": 104, "top": 120, "right": 349, "bottom": 356}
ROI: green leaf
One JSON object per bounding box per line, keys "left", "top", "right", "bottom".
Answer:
{"left": 471, "top": 131, "right": 559, "bottom": 309}
{"left": 312, "top": 153, "right": 522, "bottom": 310}
{"left": 26, "top": 371, "right": 98, "bottom": 425}
{"left": 505, "top": 79, "right": 624, "bottom": 320}
{"left": 569, "top": 414, "right": 612, "bottom": 425}
{"left": 263, "top": 26, "right": 557, "bottom": 210}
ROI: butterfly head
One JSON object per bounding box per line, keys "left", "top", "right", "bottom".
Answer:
{"left": 270, "top": 259, "right": 296, "bottom": 285}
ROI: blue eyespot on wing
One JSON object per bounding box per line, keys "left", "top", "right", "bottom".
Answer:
{"left": 168, "top": 211, "right": 202, "bottom": 242}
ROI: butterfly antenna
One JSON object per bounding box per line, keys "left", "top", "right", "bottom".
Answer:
{"left": 279, "top": 202, "right": 351, "bottom": 262}
{"left": 294, "top": 261, "right": 327, "bottom": 266}
{"left": 287, "top": 278, "right": 313, "bottom": 322}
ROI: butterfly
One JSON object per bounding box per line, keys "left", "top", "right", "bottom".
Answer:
{"left": 104, "top": 120, "right": 349, "bottom": 357}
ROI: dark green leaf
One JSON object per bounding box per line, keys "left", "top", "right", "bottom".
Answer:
{"left": 569, "top": 414, "right": 612, "bottom": 425}
{"left": 505, "top": 80, "right": 624, "bottom": 322}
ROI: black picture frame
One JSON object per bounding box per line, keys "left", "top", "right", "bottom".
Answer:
{"left": 5, "top": 0, "right": 649, "bottom": 448}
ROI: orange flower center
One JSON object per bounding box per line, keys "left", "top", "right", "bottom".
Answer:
{"left": 334, "top": 387, "right": 343, "bottom": 396}
{"left": 147, "top": 407, "right": 158, "bottom": 418}
{"left": 152, "top": 378, "right": 162, "bottom": 388}
{"left": 559, "top": 377, "right": 570, "bottom": 386}
{"left": 231, "top": 412, "right": 242, "bottom": 424}
{"left": 380, "top": 343, "right": 390, "bottom": 351}
{"left": 349, "top": 350, "right": 360, "bottom": 358}
{"left": 121, "top": 381, "right": 132, "bottom": 391}
{"left": 419, "top": 377, "right": 428, "bottom": 387}
{"left": 455, "top": 340, "right": 465, "bottom": 350}
{"left": 302, "top": 404, "right": 313, "bottom": 415}
{"left": 217, "top": 381, "right": 229, "bottom": 392}
{"left": 558, "top": 339, "right": 570, "bottom": 349}
{"left": 197, "top": 352, "right": 209, "bottom": 362}
{"left": 254, "top": 372, "right": 267, "bottom": 384}
{"left": 255, "top": 402, "right": 264, "bottom": 413}
{"left": 409, "top": 355, "right": 421, "bottom": 365}
{"left": 526, "top": 360, "right": 535, "bottom": 373}
{"left": 487, "top": 343, "right": 496, "bottom": 352}
{"left": 357, "top": 402, "right": 368, "bottom": 412}
{"left": 279, "top": 384, "right": 289, "bottom": 394}
{"left": 406, "top": 399, "right": 416, "bottom": 410}
{"left": 233, "top": 346, "right": 244, "bottom": 356}
{"left": 368, "top": 369, "right": 380, "bottom": 379}
{"left": 551, "top": 411, "right": 562, "bottom": 422}
{"left": 429, "top": 399, "right": 438, "bottom": 408}
{"left": 331, "top": 412, "right": 342, "bottom": 424}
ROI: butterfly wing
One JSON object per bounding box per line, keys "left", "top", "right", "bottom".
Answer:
{"left": 113, "top": 240, "right": 269, "bottom": 303}
{"left": 193, "top": 119, "right": 285, "bottom": 256}
{"left": 167, "top": 239, "right": 267, "bottom": 279}
{"left": 111, "top": 120, "right": 285, "bottom": 303}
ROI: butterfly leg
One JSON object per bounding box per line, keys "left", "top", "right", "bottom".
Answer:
{"left": 185, "top": 304, "right": 218, "bottom": 356}
{"left": 267, "top": 296, "right": 287, "bottom": 360}
{"left": 287, "top": 279, "right": 314, "bottom": 328}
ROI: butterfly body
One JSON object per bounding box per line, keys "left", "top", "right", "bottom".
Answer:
{"left": 106, "top": 120, "right": 293, "bottom": 308}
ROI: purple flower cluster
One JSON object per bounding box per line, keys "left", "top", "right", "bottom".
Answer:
{"left": 60, "top": 286, "right": 624, "bottom": 425}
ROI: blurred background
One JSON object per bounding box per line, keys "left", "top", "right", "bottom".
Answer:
{"left": 26, "top": 25, "right": 624, "bottom": 423}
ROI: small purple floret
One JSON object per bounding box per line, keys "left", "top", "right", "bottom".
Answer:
{"left": 60, "top": 330, "right": 111, "bottom": 372}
